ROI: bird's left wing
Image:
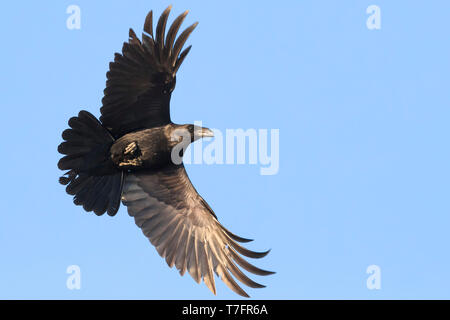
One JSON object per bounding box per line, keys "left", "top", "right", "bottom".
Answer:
{"left": 100, "top": 6, "right": 197, "bottom": 137}
{"left": 121, "top": 164, "right": 274, "bottom": 297}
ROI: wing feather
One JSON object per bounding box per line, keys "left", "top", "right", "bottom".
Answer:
{"left": 100, "top": 7, "right": 197, "bottom": 137}
{"left": 121, "top": 164, "right": 274, "bottom": 297}
{"left": 202, "top": 243, "right": 216, "bottom": 294}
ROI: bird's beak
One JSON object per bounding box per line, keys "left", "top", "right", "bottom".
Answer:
{"left": 195, "top": 127, "right": 214, "bottom": 139}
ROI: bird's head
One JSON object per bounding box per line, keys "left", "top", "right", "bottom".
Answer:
{"left": 167, "top": 124, "right": 213, "bottom": 164}
{"left": 168, "top": 123, "right": 214, "bottom": 149}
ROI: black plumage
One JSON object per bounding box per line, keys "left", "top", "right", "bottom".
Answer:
{"left": 57, "top": 6, "right": 274, "bottom": 297}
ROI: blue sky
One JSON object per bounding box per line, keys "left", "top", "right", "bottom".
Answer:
{"left": 1, "top": 1, "right": 449, "bottom": 299}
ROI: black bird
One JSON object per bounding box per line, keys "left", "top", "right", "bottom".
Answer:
{"left": 57, "top": 6, "right": 274, "bottom": 297}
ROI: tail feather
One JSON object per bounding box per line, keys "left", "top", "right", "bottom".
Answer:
{"left": 58, "top": 141, "right": 93, "bottom": 155}
{"left": 58, "top": 110, "right": 123, "bottom": 216}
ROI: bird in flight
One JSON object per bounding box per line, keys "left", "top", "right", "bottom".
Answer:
{"left": 57, "top": 6, "right": 274, "bottom": 297}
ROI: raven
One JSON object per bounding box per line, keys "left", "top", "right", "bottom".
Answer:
{"left": 58, "top": 6, "right": 274, "bottom": 297}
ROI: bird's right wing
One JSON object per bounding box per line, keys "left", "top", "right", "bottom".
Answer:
{"left": 121, "top": 164, "right": 274, "bottom": 297}
{"left": 100, "top": 6, "right": 197, "bottom": 138}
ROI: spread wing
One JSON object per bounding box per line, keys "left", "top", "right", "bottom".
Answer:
{"left": 121, "top": 164, "right": 274, "bottom": 297}
{"left": 100, "top": 6, "right": 197, "bottom": 138}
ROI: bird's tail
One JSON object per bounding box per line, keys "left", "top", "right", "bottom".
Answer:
{"left": 57, "top": 110, "right": 123, "bottom": 216}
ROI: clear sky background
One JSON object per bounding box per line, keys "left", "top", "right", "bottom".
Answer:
{"left": 1, "top": 1, "right": 449, "bottom": 299}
